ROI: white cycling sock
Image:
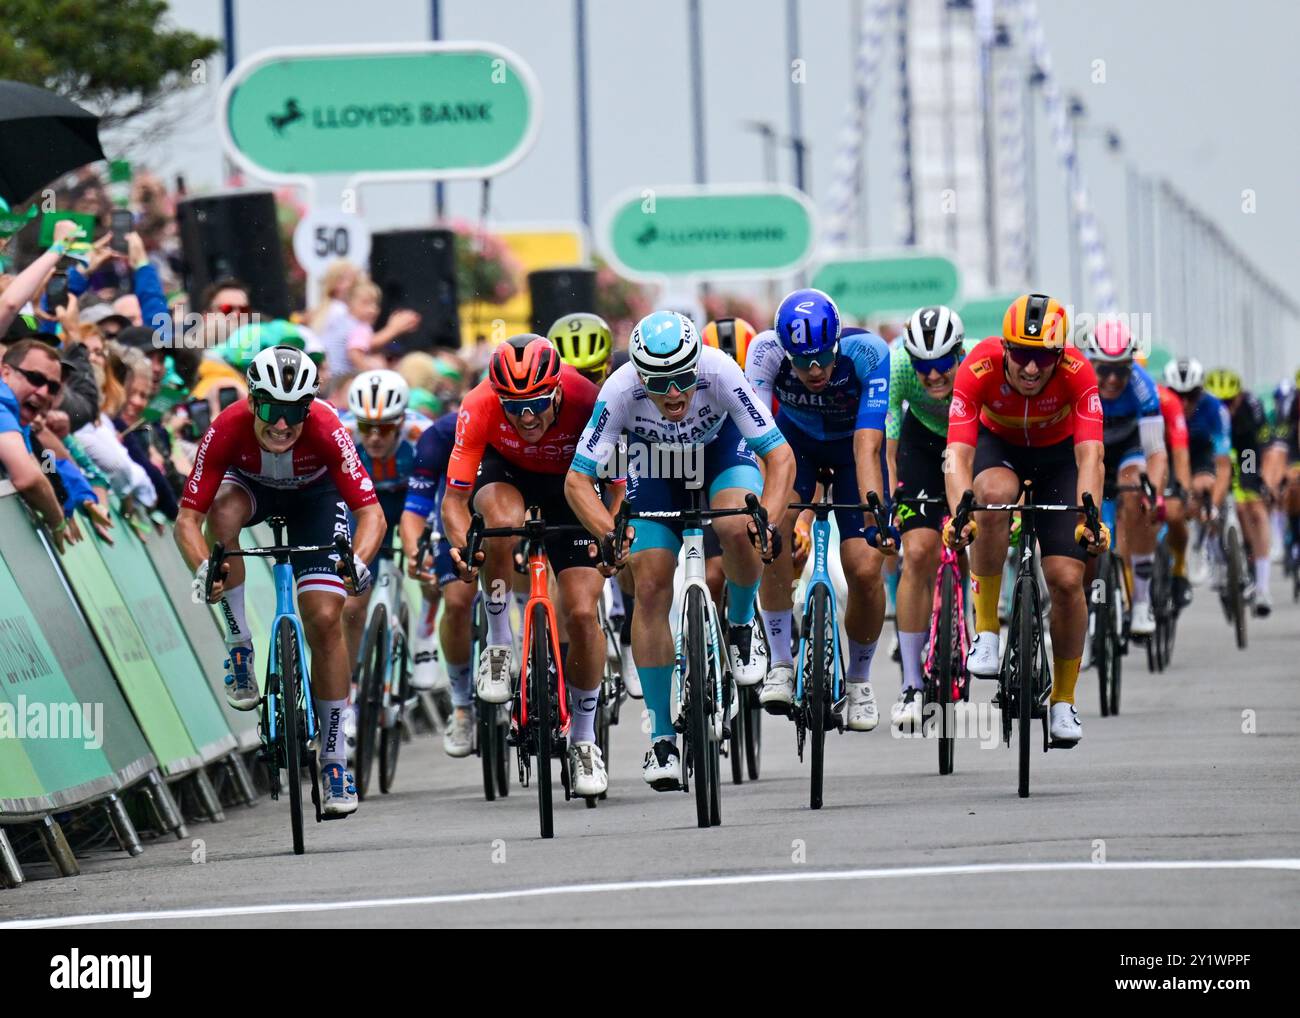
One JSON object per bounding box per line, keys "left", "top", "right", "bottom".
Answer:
{"left": 416, "top": 596, "right": 436, "bottom": 640}
{"left": 1131, "top": 553, "right": 1154, "bottom": 605}
{"left": 845, "top": 638, "right": 878, "bottom": 683}
{"left": 1255, "top": 557, "right": 1270, "bottom": 591}
{"left": 219, "top": 585, "right": 251, "bottom": 647}
{"left": 761, "top": 609, "right": 794, "bottom": 666}
{"left": 316, "top": 698, "right": 349, "bottom": 767}
{"left": 898, "top": 631, "right": 927, "bottom": 692}
{"left": 569, "top": 687, "right": 598, "bottom": 744}
{"left": 447, "top": 659, "right": 473, "bottom": 708}
{"left": 486, "top": 595, "right": 513, "bottom": 646}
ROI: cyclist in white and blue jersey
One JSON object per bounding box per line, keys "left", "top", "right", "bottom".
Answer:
{"left": 1086, "top": 320, "right": 1167, "bottom": 636}
{"left": 744, "top": 289, "right": 894, "bottom": 731}
{"left": 565, "top": 310, "right": 795, "bottom": 790}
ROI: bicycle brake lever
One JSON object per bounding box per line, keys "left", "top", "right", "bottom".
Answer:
{"left": 333, "top": 533, "right": 360, "bottom": 588}
{"left": 206, "top": 542, "right": 225, "bottom": 602}
{"left": 744, "top": 492, "right": 771, "bottom": 558}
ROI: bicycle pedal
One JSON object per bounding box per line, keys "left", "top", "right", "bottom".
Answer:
{"left": 762, "top": 701, "right": 791, "bottom": 717}
{"left": 1048, "top": 737, "right": 1078, "bottom": 750}
{"left": 319, "top": 811, "right": 352, "bottom": 821}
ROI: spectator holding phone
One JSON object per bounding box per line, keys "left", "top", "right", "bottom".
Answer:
{"left": 0, "top": 219, "right": 84, "bottom": 336}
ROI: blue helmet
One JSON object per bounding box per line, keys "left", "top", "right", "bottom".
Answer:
{"left": 629, "top": 310, "right": 702, "bottom": 377}
{"left": 775, "top": 288, "right": 841, "bottom": 357}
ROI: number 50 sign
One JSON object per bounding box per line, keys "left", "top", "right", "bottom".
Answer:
{"left": 292, "top": 209, "right": 372, "bottom": 276}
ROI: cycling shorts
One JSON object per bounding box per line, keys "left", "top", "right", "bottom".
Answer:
{"left": 787, "top": 424, "right": 868, "bottom": 541}
{"left": 972, "top": 427, "right": 1085, "bottom": 562}
{"left": 893, "top": 412, "right": 947, "bottom": 534}
{"left": 1103, "top": 430, "right": 1145, "bottom": 495}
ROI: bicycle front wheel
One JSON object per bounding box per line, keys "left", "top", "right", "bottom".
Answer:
{"left": 478, "top": 695, "right": 498, "bottom": 802}
{"left": 1226, "top": 528, "right": 1248, "bottom": 649}
{"left": 743, "top": 686, "right": 762, "bottom": 780}
{"left": 685, "top": 587, "right": 712, "bottom": 829}
{"left": 807, "top": 584, "right": 831, "bottom": 810}
{"left": 355, "top": 604, "right": 386, "bottom": 800}
{"left": 728, "top": 688, "right": 745, "bottom": 785}
{"left": 936, "top": 567, "right": 958, "bottom": 776}
{"left": 1016, "top": 575, "right": 1037, "bottom": 799}
{"left": 530, "top": 602, "right": 555, "bottom": 839}
{"left": 379, "top": 624, "right": 408, "bottom": 794}
{"left": 275, "top": 617, "right": 306, "bottom": 855}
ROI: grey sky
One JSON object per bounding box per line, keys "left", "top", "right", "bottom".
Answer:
{"left": 142, "top": 0, "right": 1297, "bottom": 343}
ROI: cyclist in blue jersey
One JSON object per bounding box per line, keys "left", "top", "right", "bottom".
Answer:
{"left": 401, "top": 407, "right": 474, "bottom": 756}
{"left": 340, "top": 371, "right": 434, "bottom": 683}
{"left": 744, "top": 289, "right": 894, "bottom": 730}
{"left": 565, "top": 310, "right": 795, "bottom": 791}
{"left": 1085, "top": 319, "right": 1167, "bottom": 636}
{"left": 1164, "top": 357, "right": 1233, "bottom": 584}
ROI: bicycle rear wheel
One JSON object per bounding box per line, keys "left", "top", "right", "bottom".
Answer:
{"left": 728, "top": 689, "right": 746, "bottom": 785}
{"left": 936, "top": 567, "right": 957, "bottom": 776}
{"left": 743, "top": 686, "right": 762, "bottom": 780}
{"left": 355, "top": 604, "right": 386, "bottom": 800}
{"left": 1105, "top": 554, "right": 1123, "bottom": 715}
{"left": 685, "top": 587, "right": 712, "bottom": 829}
{"left": 1016, "top": 575, "right": 1036, "bottom": 799}
{"left": 275, "top": 617, "right": 306, "bottom": 855}
{"left": 1226, "top": 528, "right": 1248, "bottom": 649}
{"left": 530, "top": 602, "right": 555, "bottom": 839}
{"left": 494, "top": 705, "right": 510, "bottom": 797}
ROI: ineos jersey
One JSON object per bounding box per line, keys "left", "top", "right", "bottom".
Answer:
{"left": 181, "top": 398, "right": 377, "bottom": 512}
{"left": 571, "top": 346, "right": 786, "bottom": 478}
{"left": 745, "top": 330, "right": 891, "bottom": 441}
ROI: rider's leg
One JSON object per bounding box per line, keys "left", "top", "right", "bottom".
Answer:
{"left": 629, "top": 545, "right": 679, "bottom": 741}
{"left": 1166, "top": 489, "right": 1189, "bottom": 574}
{"left": 1043, "top": 556, "right": 1087, "bottom": 705}
{"left": 711, "top": 485, "right": 763, "bottom": 626}
{"left": 472, "top": 482, "right": 525, "bottom": 650}
{"left": 840, "top": 537, "right": 884, "bottom": 674}
{"left": 557, "top": 566, "right": 605, "bottom": 745}
{"left": 439, "top": 576, "right": 476, "bottom": 710}
{"left": 1117, "top": 461, "right": 1154, "bottom": 611}
{"left": 898, "top": 528, "right": 941, "bottom": 692}
{"left": 757, "top": 486, "right": 798, "bottom": 668}
{"left": 342, "top": 586, "right": 372, "bottom": 667}
{"left": 1287, "top": 467, "right": 1300, "bottom": 551}
{"left": 1238, "top": 496, "right": 1271, "bottom": 594}
{"left": 969, "top": 466, "right": 1019, "bottom": 635}
{"left": 204, "top": 482, "right": 253, "bottom": 648}
{"left": 299, "top": 588, "right": 350, "bottom": 766}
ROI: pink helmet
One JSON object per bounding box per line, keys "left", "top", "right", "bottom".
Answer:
{"left": 1087, "top": 317, "right": 1135, "bottom": 363}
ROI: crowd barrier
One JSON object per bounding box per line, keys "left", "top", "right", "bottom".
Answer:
{"left": 0, "top": 484, "right": 273, "bottom": 888}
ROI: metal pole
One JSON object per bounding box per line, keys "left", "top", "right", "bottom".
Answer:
{"left": 940, "top": 3, "right": 958, "bottom": 254}
{"left": 1125, "top": 158, "right": 1139, "bottom": 313}
{"left": 852, "top": 0, "right": 868, "bottom": 247}
{"left": 574, "top": 0, "right": 593, "bottom": 227}
{"left": 786, "top": 0, "right": 807, "bottom": 194}
{"left": 897, "top": 0, "right": 917, "bottom": 246}
{"left": 431, "top": 0, "right": 446, "bottom": 219}
{"left": 688, "top": 0, "right": 707, "bottom": 185}
{"left": 223, "top": 0, "right": 237, "bottom": 75}
{"left": 1067, "top": 107, "right": 1083, "bottom": 309}
{"left": 1024, "top": 69, "right": 1042, "bottom": 284}
{"left": 980, "top": 17, "right": 998, "bottom": 288}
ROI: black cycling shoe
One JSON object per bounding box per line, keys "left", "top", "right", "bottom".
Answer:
{"left": 1172, "top": 575, "right": 1193, "bottom": 610}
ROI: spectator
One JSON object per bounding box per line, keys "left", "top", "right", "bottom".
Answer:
{"left": 73, "top": 342, "right": 157, "bottom": 512}
{"left": 0, "top": 219, "right": 83, "bottom": 337}
{"left": 116, "top": 325, "right": 168, "bottom": 393}
{"left": 309, "top": 259, "right": 364, "bottom": 377}
{"left": 115, "top": 358, "right": 181, "bottom": 520}
{"left": 345, "top": 280, "right": 420, "bottom": 370}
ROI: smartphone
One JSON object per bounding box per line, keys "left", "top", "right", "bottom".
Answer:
{"left": 215, "top": 384, "right": 241, "bottom": 411}
{"left": 185, "top": 398, "right": 212, "bottom": 439}
{"left": 110, "top": 209, "right": 133, "bottom": 254}
{"left": 47, "top": 272, "right": 70, "bottom": 311}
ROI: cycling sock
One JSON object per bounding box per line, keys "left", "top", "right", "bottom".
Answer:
{"left": 569, "top": 687, "right": 598, "bottom": 744}
{"left": 486, "top": 595, "right": 513, "bottom": 646}
{"left": 513, "top": 590, "right": 529, "bottom": 623}
{"left": 607, "top": 581, "right": 625, "bottom": 617}
{"left": 620, "top": 591, "right": 635, "bottom": 644}
{"left": 845, "top": 638, "right": 878, "bottom": 683}
{"left": 638, "top": 664, "right": 675, "bottom": 740}
{"left": 898, "top": 631, "right": 927, "bottom": 692}
{"left": 317, "top": 698, "right": 349, "bottom": 766}
{"left": 1254, "top": 557, "right": 1270, "bottom": 590}
{"left": 219, "top": 585, "right": 251, "bottom": 646}
{"left": 725, "top": 579, "right": 760, "bottom": 626}
{"left": 884, "top": 568, "right": 899, "bottom": 613}
{"left": 1172, "top": 543, "right": 1187, "bottom": 577}
{"left": 1131, "top": 553, "right": 1154, "bottom": 605}
{"left": 972, "top": 573, "right": 1002, "bottom": 633}
{"left": 761, "top": 610, "right": 794, "bottom": 666}
{"left": 1050, "top": 657, "right": 1081, "bottom": 706}
{"left": 416, "top": 596, "right": 436, "bottom": 641}
{"left": 447, "top": 659, "right": 473, "bottom": 708}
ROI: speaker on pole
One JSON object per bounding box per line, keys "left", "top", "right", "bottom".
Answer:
{"left": 176, "top": 190, "right": 291, "bottom": 319}
{"left": 529, "top": 267, "right": 597, "bottom": 335}
{"left": 368, "top": 228, "right": 460, "bottom": 352}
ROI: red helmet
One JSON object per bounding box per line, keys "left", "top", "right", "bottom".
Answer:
{"left": 488, "top": 335, "right": 562, "bottom": 398}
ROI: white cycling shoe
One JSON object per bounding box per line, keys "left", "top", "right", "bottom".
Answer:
{"left": 620, "top": 642, "right": 642, "bottom": 699}
{"left": 891, "top": 687, "right": 924, "bottom": 732}
{"left": 476, "top": 645, "right": 514, "bottom": 704}
{"left": 568, "top": 741, "right": 609, "bottom": 797}
{"left": 728, "top": 619, "right": 768, "bottom": 687}
{"left": 1049, "top": 702, "right": 1082, "bottom": 745}
{"left": 411, "top": 648, "right": 444, "bottom": 692}
{"left": 846, "top": 680, "right": 879, "bottom": 731}
{"left": 443, "top": 708, "right": 473, "bottom": 758}
{"left": 967, "top": 631, "right": 1001, "bottom": 679}
{"left": 1129, "top": 601, "right": 1156, "bottom": 636}
{"left": 642, "top": 739, "right": 681, "bottom": 791}
{"left": 759, "top": 663, "right": 795, "bottom": 713}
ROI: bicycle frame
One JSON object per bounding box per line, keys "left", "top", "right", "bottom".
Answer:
{"left": 517, "top": 539, "right": 569, "bottom": 733}
{"left": 367, "top": 550, "right": 408, "bottom": 720}
{"left": 793, "top": 507, "right": 843, "bottom": 712}
{"left": 923, "top": 535, "right": 970, "bottom": 703}
{"left": 267, "top": 544, "right": 317, "bottom": 748}
{"left": 675, "top": 520, "right": 727, "bottom": 737}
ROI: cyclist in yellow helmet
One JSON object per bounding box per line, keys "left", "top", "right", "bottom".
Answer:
{"left": 548, "top": 312, "right": 613, "bottom": 385}
{"left": 702, "top": 317, "right": 758, "bottom": 370}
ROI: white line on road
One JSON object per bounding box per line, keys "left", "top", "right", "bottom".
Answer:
{"left": 5, "top": 858, "right": 1298, "bottom": 928}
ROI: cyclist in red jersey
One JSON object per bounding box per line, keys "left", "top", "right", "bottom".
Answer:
{"left": 1157, "top": 381, "right": 1195, "bottom": 606}
{"left": 441, "top": 335, "right": 612, "bottom": 798}
{"left": 175, "top": 346, "right": 387, "bottom": 817}
{"left": 944, "top": 294, "right": 1106, "bottom": 747}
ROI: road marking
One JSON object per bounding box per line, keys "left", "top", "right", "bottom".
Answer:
{"left": 4, "top": 858, "right": 1298, "bottom": 928}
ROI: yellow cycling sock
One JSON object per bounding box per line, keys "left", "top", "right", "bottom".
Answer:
{"left": 1172, "top": 544, "right": 1187, "bottom": 577}
{"left": 1052, "top": 656, "right": 1082, "bottom": 706}
{"left": 972, "top": 572, "right": 1003, "bottom": 633}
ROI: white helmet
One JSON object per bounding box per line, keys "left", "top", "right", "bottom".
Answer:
{"left": 348, "top": 369, "right": 409, "bottom": 422}
{"left": 246, "top": 345, "right": 318, "bottom": 402}
{"left": 629, "top": 310, "right": 702, "bottom": 377}
{"left": 903, "top": 306, "right": 964, "bottom": 360}
{"left": 1164, "top": 356, "right": 1204, "bottom": 393}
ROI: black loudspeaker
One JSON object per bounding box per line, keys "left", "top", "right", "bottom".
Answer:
{"left": 176, "top": 190, "right": 290, "bottom": 319}
{"left": 368, "top": 228, "right": 460, "bottom": 351}
{"left": 529, "top": 267, "right": 597, "bottom": 335}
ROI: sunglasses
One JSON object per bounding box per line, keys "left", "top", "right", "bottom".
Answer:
{"left": 911, "top": 352, "right": 959, "bottom": 376}
{"left": 13, "top": 366, "right": 62, "bottom": 397}
{"left": 254, "top": 399, "right": 311, "bottom": 425}
{"left": 1094, "top": 363, "right": 1132, "bottom": 380}
{"left": 216, "top": 302, "right": 250, "bottom": 316}
{"left": 357, "top": 420, "right": 400, "bottom": 435}
{"left": 500, "top": 394, "right": 554, "bottom": 417}
{"left": 1004, "top": 344, "right": 1063, "bottom": 370}
{"left": 788, "top": 346, "right": 838, "bottom": 371}
{"left": 640, "top": 370, "right": 699, "bottom": 396}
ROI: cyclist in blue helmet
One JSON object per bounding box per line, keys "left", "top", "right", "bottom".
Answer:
{"left": 746, "top": 289, "right": 895, "bottom": 732}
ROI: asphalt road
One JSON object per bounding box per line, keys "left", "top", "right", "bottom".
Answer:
{"left": 3, "top": 578, "right": 1298, "bottom": 929}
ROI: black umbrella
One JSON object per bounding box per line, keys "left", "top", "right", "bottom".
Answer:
{"left": 0, "top": 80, "right": 106, "bottom": 206}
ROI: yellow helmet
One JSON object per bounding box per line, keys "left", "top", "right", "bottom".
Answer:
{"left": 548, "top": 312, "right": 613, "bottom": 380}
{"left": 1002, "top": 293, "right": 1069, "bottom": 349}
{"left": 702, "top": 317, "right": 757, "bottom": 368}
{"left": 1204, "top": 368, "right": 1241, "bottom": 401}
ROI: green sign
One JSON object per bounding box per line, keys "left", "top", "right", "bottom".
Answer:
{"left": 812, "top": 254, "right": 961, "bottom": 318}
{"left": 222, "top": 44, "right": 539, "bottom": 179}
{"left": 603, "top": 186, "right": 815, "bottom": 280}
{"left": 958, "top": 294, "right": 1019, "bottom": 342}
